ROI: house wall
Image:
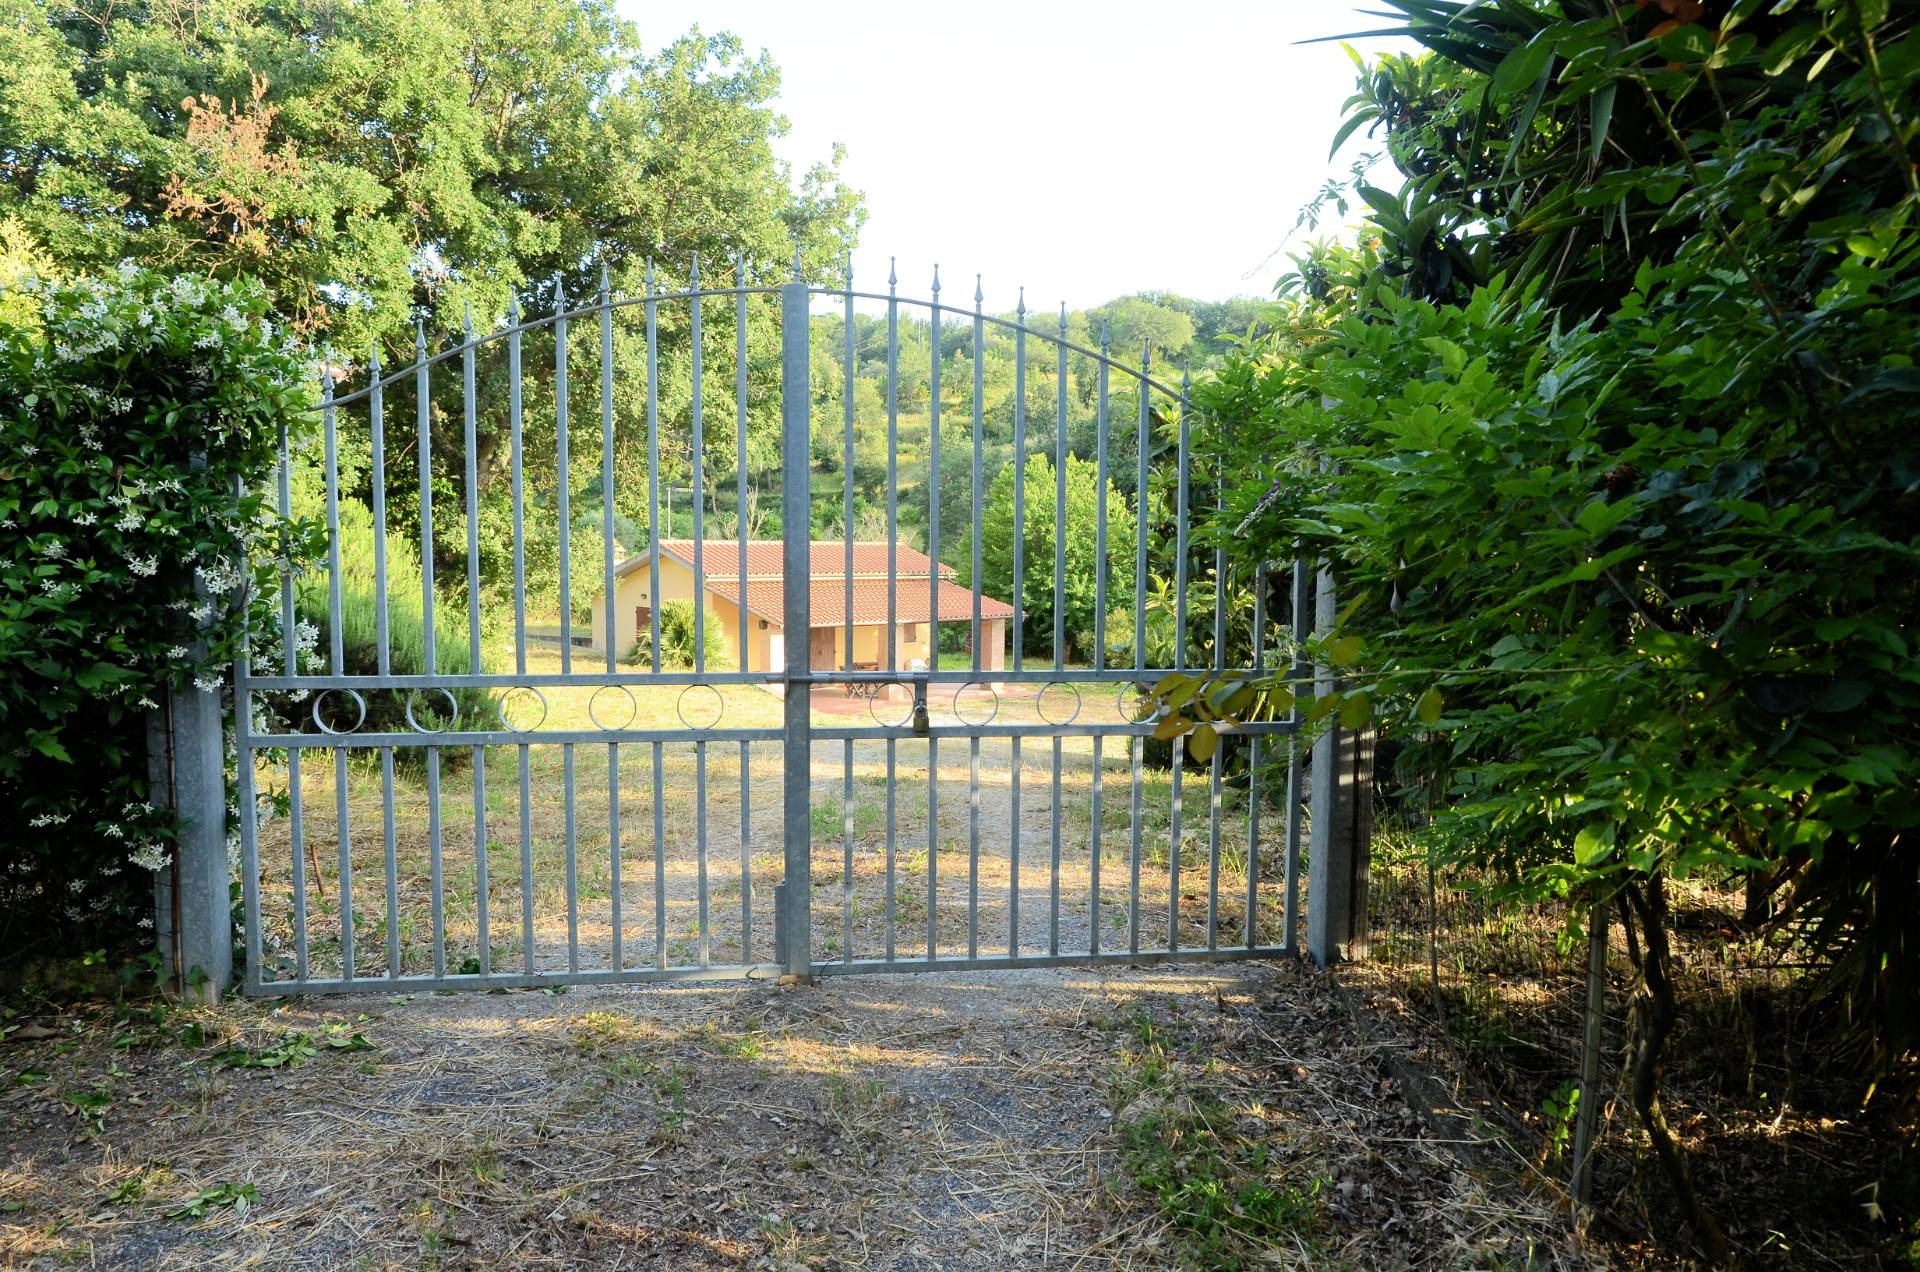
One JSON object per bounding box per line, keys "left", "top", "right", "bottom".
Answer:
{"left": 588, "top": 555, "right": 999, "bottom": 675}
{"left": 587, "top": 554, "right": 726, "bottom": 661}
{"left": 814, "top": 621, "right": 935, "bottom": 671}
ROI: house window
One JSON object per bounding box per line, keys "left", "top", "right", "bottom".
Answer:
{"left": 903, "top": 623, "right": 919, "bottom": 642}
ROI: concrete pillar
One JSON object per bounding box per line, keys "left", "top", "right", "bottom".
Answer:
{"left": 1305, "top": 561, "right": 1373, "bottom": 967}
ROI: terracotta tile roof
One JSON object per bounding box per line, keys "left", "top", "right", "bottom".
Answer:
{"left": 708, "top": 576, "right": 1014, "bottom": 628}
{"left": 620, "top": 539, "right": 955, "bottom": 580}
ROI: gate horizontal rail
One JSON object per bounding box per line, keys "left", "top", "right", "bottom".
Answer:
{"left": 235, "top": 255, "right": 1313, "bottom": 997}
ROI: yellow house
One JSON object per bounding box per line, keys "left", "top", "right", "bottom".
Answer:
{"left": 589, "top": 539, "right": 1013, "bottom": 673}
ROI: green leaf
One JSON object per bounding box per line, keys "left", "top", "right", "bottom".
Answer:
{"left": 1589, "top": 80, "right": 1618, "bottom": 163}
{"left": 1328, "top": 107, "right": 1379, "bottom": 160}
{"left": 1574, "top": 824, "right": 1615, "bottom": 867}
{"left": 1415, "top": 687, "right": 1444, "bottom": 725}
{"left": 1337, "top": 692, "right": 1373, "bottom": 729}
{"left": 1186, "top": 724, "right": 1218, "bottom": 764}
{"left": 1493, "top": 34, "right": 1555, "bottom": 97}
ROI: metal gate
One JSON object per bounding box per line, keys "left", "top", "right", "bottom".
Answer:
{"left": 234, "top": 258, "right": 1309, "bottom": 995}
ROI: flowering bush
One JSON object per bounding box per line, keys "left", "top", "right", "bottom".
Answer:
{"left": 0, "top": 265, "right": 318, "bottom": 957}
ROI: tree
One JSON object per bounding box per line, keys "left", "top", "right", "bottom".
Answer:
{"left": 964, "top": 453, "right": 1135, "bottom": 663}
{"left": 1160, "top": 3, "right": 1920, "bottom": 1259}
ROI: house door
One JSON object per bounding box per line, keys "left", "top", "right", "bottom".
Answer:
{"left": 808, "top": 627, "right": 836, "bottom": 670}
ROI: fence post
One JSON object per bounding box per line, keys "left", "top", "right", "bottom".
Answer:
{"left": 778, "top": 265, "right": 813, "bottom": 982}
{"left": 147, "top": 663, "right": 232, "bottom": 1003}
{"left": 1305, "top": 560, "right": 1373, "bottom": 967}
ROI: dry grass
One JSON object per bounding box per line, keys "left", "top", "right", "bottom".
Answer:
{"left": 1354, "top": 828, "right": 1904, "bottom": 1269}
{"left": 0, "top": 961, "right": 1594, "bottom": 1270}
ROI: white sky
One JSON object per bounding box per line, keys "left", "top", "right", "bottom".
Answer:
{"left": 621, "top": 2, "right": 1410, "bottom": 309}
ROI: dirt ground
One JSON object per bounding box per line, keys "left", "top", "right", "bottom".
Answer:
{"left": 0, "top": 960, "right": 1602, "bottom": 1270}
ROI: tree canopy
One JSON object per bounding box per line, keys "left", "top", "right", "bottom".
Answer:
{"left": 0, "top": 0, "right": 864, "bottom": 351}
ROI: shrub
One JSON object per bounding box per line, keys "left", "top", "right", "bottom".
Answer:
{"left": 291, "top": 495, "right": 497, "bottom": 743}
{"left": 626, "top": 600, "right": 730, "bottom": 671}
{"left": 0, "top": 266, "right": 316, "bottom": 957}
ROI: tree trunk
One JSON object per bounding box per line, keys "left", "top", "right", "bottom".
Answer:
{"left": 1624, "top": 875, "right": 1733, "bottom": 1267}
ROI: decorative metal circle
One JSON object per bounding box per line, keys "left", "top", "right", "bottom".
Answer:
{"left": 868, "top": 682, "right": 915, "bottom": 729}
{"left": 951, "top": 681, "right": 999, "bottom": 727}
{"left": 499, "top": 686, "right": 549, "bottom": 734}
{"left": 1116, "top": 682, "right": 1157, "bottom": 724}
{"left": 403, "top": 687, "right": 460, "bottom": 734}
{"left": 588, "top": 684, "right": 638, "bottom": 732}
{"left": 676, "top": 684, "right": 724, "bottom": 731}
{"left": 1037, "top": 681, "right": 1082, "bottom": 727}
{"left": 312, "top": 688, "right": 367, "bottom": 736}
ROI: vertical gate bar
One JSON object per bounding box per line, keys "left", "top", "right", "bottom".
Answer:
{"left": 1202, "top": 367, "right": 1225, "bottom": 948}
{"left": 1050, "top": 737, "right": 1062, "bottom": 956}
{"left": 970, "top": 278, "right": 984, "bottom": 671}
{"left": 842, "top": 738, "right": 854, "bottom": 962}
{"left": 926, "top": 737, "right": 938, "bottom": 963}
{"left": 416, "top": 320, "right": 436, "bottom": 676}
{"left": 322, "top": 373, "right": 344, "bottom": 674}
{"left": 276, "top": 421, "right": 295, "bottom": 673}
{"left": 608, "top": 743, "right": 622, "bottom": 971}
{"left": 1207, "top": 747, "right": 1223, "bottom": 950}
{"left": 645, "top": 260, "right": 663, "bottom": 671}
{"left": 1133, "top": 344, "right": 1151, "bottom": 673}
{"left": 928, "top": 266, "right": 941, "bottom": 682}
{"left": 1008, "top": 737, "right": 1021, "bottom": 956}
{"left": 739, "top": 741, "right": 752, "bottom": 963}
{"left": 1089, "top": 735, "right": 1104, "bottom": 954}
{"left": 1054, "top": 304, "right": 1068, "bottom": 672}
{"left": 554, "top": 282, "right": 570, "bottom": 672}
{"left": 336, "top": 747, "right": 356, "bottom": 980}
{"left": 653, "top": 740, "right": 666, "bottom": 969}
{"left": 1093, "top": 318, "right": 1110, "bottom": 673}
{"left": 1246, "top": 563, "right": 1267, "bottom": 948}
{"left": 697, "top": 740, "right": 710, "bottom": 967}
{"left": 884, "top": 738, "right": 897, "bottom": 961}
{"left": 1128, "top": 735, "right": 1142, "bottom": 956}
{"left": 564, "top": 744, "right": 579, "bottom": 973}
{"left": 736, "top": 256, "right": 750, "bottom": 672}
{"left": 780, "top": 267, "right": 813, "bottom": 979}
{"left": 599, "top": 270, "right": 616, "bottom": 674}
{"left": 413, "top": 746, "right": 433, "bottom": 978}
{"left": 519, "top": 742, "right": 534, "bottom": 972}
{"left": 967, "top": 736, "right": 980, "bottom": 959}
{"left": 886, "top": 259, "right": 899, "bottom": 673}
{"left": 1169, "top": 756, "right": 1183, "bottom": 953}
{"left": 236, "top": 692, "right": 264, "bottom": 992}
{"left": 401, "top": 750, "right": 418, "bottom": 976}
{"left": 369, "top": 350, "right": 390, "bottom": 675}
{"left": 508, "top": 301, "right": 526, "bottom": 675}
{"left": 845, "top": 257, "right": 856, "bottom": 676}
{"left": 465, "top": 307, "right": 484, "bottom": 675}
{"left": 288, "top": 747, "right": 307, "bottom": 982}
{"left": 1171, "top": 370, "right": 1190, "bottom": 954}
{"left": 690, "top": 255, "right": 706, "bottom": 674}
{"left": 474, "top": 745, "right": 490, "bottom": 974}
{"left": 1174, "top": 379, "right": 1191, "bottom": 673}
{"left": 1284, "top": 553, "right": 1311, "bottom": 951}
{"left": 1011, "top": 293, "right": 1026, "bottom": 674}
